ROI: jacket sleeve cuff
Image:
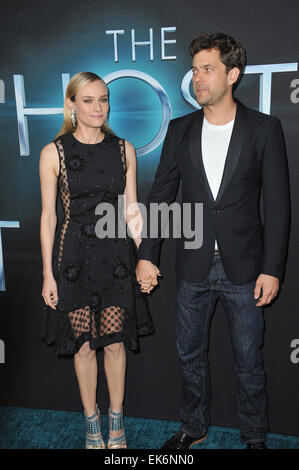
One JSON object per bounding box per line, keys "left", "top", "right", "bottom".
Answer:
{"left": 137, "top": 239, "right": 160, "bottom": 266}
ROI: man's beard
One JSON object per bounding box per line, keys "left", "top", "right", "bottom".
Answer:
{"left": 197, "top": 96, "right": 213, "bottom": 106}
{"left": 196, "top": 93, "right": 213, "bottom": 106}
{"left": 196, "top": 88, "right": 227, "bottom": 107}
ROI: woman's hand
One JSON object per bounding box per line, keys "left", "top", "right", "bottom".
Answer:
{"left": 42, "top": 274, "right": 59, "bottom": 310}
{"left": 136, "top": 261, "right": 161, "bottom": 294}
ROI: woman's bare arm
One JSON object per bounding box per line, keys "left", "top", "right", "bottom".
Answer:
{"left": 123, "top": 140, "right": 160, "bottom": 292}
{"left": 123, "top": 140, "right": 143, "bottom": 249}
{"left": 39, "top": 142, "right": 59, "bottom": 308}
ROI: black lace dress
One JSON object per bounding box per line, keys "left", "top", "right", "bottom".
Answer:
{"left": 41, "top": 132, "right": 154, "bottom": 357}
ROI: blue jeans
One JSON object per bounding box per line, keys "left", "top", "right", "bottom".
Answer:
{"left": 176, "top": 253, "right": 268, "bottom": 443}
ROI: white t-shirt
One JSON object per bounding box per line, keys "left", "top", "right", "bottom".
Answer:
{"left": 201, "top": 116, "right": 235, "bottom": 250}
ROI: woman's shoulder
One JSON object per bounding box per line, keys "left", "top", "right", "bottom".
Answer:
{"left": 40, "top": 141, "right": 57, "bottom": 157}
{"left": 39, "top": 142, "right": 59, "bottom": 174}
{"left": 123, "top": 139, "right": 135, "bottom": 152}
{"left": 40, "top": 133, "right": 72, "bottom": 158}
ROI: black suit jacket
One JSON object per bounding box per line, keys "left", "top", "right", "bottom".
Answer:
{"left": 137, "top": 100, "right": 290, "bottom": 284}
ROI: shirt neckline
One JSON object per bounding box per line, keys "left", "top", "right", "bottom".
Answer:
{"left": 203, "top": 116, "right": 235, "bottom": 131}
{"left": 71, "top": 132, "right": 106, "bottom": 145}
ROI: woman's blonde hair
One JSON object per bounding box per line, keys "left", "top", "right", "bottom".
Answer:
{"left": 55, "top": 71, "right": 113, "bottom": 139}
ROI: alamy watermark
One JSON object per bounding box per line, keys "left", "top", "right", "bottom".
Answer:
{"left": 290, "top": 79, "right": 299, "bottom": 104}
{"left": 0, "top": 79, "right": 4, "bottom": 103}
{"left": 290, "top": 339, "right": 299, "bottom": 364}
{"left": 0, "top": 339, "right": 5, "bottom": 364}
{"left": 94, "top": 196, "right": 203, "bottom": 250}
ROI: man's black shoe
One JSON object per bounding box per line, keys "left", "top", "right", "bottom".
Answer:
{"left": 246, "top": 441, "right": 267, "bottom": 449}
{"left": 161, "top": 430, "right": 207, "bottom": 449}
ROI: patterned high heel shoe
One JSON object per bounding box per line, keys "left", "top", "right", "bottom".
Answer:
{"left": 85, "top": 404, "right": 106, "bottom": 449}
{"left": 107, "top": 407, "right": 127, "bottom": 449}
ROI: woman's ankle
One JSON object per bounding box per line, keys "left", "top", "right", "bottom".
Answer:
{"left": 109, "top": 405, "right": 123, "bottom": 414}
{"left": 84, "top": 403, "right": 98, "bottom": 418}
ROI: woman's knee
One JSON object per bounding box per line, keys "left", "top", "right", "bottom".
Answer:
{"left": 104, "top": 342, "right": 124, "bottom": 355}
{"left": 77, "top": 341, "right": 95, "bottom": 358}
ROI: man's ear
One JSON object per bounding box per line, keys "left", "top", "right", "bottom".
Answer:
{"left": 228, "top": 67, "right": 240, "bottom": 86}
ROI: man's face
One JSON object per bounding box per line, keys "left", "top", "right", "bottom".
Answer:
{"left": 192, "top": 48, "right": 237, "bottom": 107}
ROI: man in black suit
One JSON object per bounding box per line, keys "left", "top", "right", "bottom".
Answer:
{"left": 136, "top": 33, "right": 290, "bottom": 449}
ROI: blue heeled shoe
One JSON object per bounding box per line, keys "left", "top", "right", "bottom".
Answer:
{"left": 107, "top": 407, "right": 127, "bottom": 449}
{"left": 85, "top": 404, "right": 106, "bottom": 449}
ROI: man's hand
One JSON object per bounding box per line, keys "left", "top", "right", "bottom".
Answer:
{"left": 136, "top": 260, "right": 161, "bottom": 294}
{"left": 254, "top": 274, "right": 279, "bottom": 307}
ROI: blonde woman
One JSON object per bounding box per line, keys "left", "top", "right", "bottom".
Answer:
{"left": 39, "top": 72, "right": 156, "bottom": 449}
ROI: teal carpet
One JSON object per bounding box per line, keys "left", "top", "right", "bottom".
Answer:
{"left": 0, "top": 407, "right": 298, "bottom": 449}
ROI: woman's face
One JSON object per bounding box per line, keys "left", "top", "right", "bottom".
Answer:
{"left": 69, "top": 79, "right": 109, "bottom": 130}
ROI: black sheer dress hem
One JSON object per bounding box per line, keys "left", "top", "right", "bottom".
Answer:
{"left": 41, "top": 304, "right": 155, "bottom": 358}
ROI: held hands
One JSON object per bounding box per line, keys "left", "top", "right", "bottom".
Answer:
{"left": 254, "top": 274, "right": 279, "bottom": 306}
{"left": 42, "top": 274, "right": 59, "bottom": 310}
{"left": 136, "top": 260, "right": 161, "bottom": 294}
{"left": 43, "top": 267, "right": 278, "bottom": 304}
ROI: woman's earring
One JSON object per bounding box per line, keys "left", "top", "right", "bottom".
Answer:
{"left": 71, "top": 110, "right": 77, "bottom": 128}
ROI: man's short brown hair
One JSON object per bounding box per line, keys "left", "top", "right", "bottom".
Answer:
{"left": 190, "top": 32, "right": 246, "bottom": 86}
